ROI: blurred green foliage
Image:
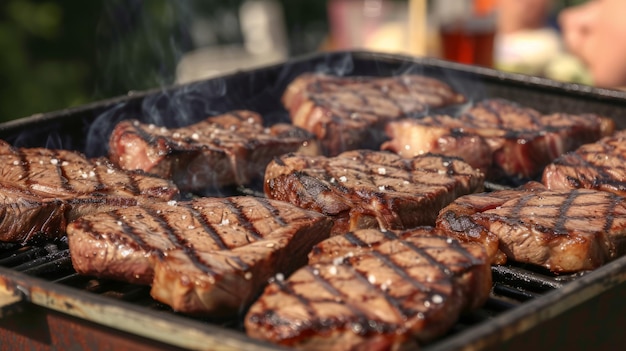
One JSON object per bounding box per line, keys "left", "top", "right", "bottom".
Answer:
{"left": 0, "top": 0, "right": 196, "bottom": 121}
{"left": 0, "top": 1, "right": 96, "bottom": 121}
{"left": 0, "top": 0, "right": 328, "bottom": 123}
{"left": 0, "top": 0, "right": 590, "bottom": 122}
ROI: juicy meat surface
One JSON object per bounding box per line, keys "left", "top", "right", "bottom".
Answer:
{"left": 264, "top": 150, "right": 485, "bottom": 235}
{"left": 282, "top": 73, "right": 466, "bottom": 156}
{"left": 383, "top": 115, "right": 494, "bottom": 175}
{"left": 383, "top": 99, "right": 615, "bottom": 182}
{"left": 108, "top": 110, "right": 318, "bottom": 192}
{"left": 67, "top": 196, "right": 333, "bottom": 316}
{"left": 436, "top": 182, "right": 626, "bottom": 273}
{"left": 245, "top": 227, "right": 491, "bottom": 351}
{"left": 0, "top": 140, "right": 179, "bottom": 243}
{"left": 543, "top": 130, "right": 626, "bottom": 196}
{"left": 436, "top": 181, "right": 547, "bottom": 265}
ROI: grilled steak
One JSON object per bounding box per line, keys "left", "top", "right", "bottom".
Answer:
{"left": 245, "top": 227, "right": 491, "bottom": 350}
{"left": 383, "top": 99, "right": 615, "bottom": 182}
{"left": 282, "top": 73, "right": 466, "bottom": 156}
{"left": 67, "top": 196, "right": 333, "bottom": 316}
{"left": 543, "top": 130, "right": 626, "bottom": 196}
{"left": 436, "top": 182, "right": 626, "bottom": 273}
{"left": 436, "top": 181, "right": 547, "bottom": 265}
{"left": 0, "top": 140, "right": 179, "bottom": 243}
{"left": 383, "top": 114, "right": 494, "bottom": 176}
{"left": 108, "top": 110, "right": 318, "bottom": 192}
{"left": 264, "top": 150, "right": 485, "bottom": 235}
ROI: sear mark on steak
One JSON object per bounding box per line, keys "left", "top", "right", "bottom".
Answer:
{"left": 67, "top": 196, "right": 333, "bottom": 317}
{"left": 264, "top": 150, "right": 485, "bottom": 235}
{"left": 245, "top": 227, "right": 491, "bottom": 350}
{"left": 543, "top": 130, "right": 626, "bottom": 196}
{"left": 108, "top": 110, "right": 318, "bottom": 193}
{"left": 0, "top": 140, "right": 179, "bottom": 243}
{"left": 436, "top": 182, "right": 626, "bottom": 273}
{"left": 383, "top": 98, "right": 615, "bottom": 183}
{"left": 282, "top": 73, "right": 466, "bottom": 156}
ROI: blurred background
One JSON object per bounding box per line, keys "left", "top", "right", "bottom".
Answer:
{"left": 0, "top": 0, "right": 591, "bottom": 122}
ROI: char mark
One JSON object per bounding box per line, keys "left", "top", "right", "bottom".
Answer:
{"left": 575, "top": 147, "right": 626, "bottom": 188}
{"left": 121, "top": 170, "right": 145, "bottom": 196}
{"left": 306, "top": 266, "right": 374, "bottom": 335}
{"left": 180, "top": 202, "right": 230, "bottom": 250}
{"left": 552, "top": 191, "right": 578, "bottom": 235}
{"left": 144, "top": 207, "right": 218, "bottom": 276}
{"left": 381, "top": 231, "right": 454, "bottom": 277}
{"left": 272, "top": 156, "right": 286, "bottom": 167}
{"left": 108, "top": 210, "right": 148, "bottom": 247}
{"left": 51, "top": 150, "right": 72, "bottom": 190}
{"left": 603, "top": 194, "right": 621, "bottom": 233}
{"left": 256, "top": 197, "right": 288, "bottom": 227}
{"left": 273, "top": 271, "right": 317, "bottom": 319}
{"left": 345, "top": 232, "right": 433, "bottom": 294}
{"left": 17, "top": 149, "right": 31, "bottom": 187}
{"left": 223, "top": 198, "right": 264, "bottom": 242}
{"left": 130, "top": 120, "right": 163, "bottom": 147}
{"left": 347, "top": 262, "right": 414, "bottom": 323}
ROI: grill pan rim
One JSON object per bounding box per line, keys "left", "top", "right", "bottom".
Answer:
{"left": 0, "top": 266, "right": 284, "bottom": 351}
{"left": 1, "top": 50, "right": 626, "bottom": 350}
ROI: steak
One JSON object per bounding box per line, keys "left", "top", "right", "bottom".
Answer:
{"left": 264, "top": 150, "right": 485, "bottom": 235}
{"left": 542, "top": 130, "right": 626, "bottom": 196}
{"left": 436, "top": 181, "right": 547, "bottom": 265}
{"left": 0, "top": 140, "right": 179, "bottom": 243}
{"left": 436, "top": 182, "right": 626, "bottom": 273}
{"left": 67, "top": 196, "right": 333, "bottom": 316}
{"left": 245, "top": 227, "right": 491, "bottom": 350}
{"left": 282, "top": 73, "right": 466, "bottom": 156}
{"left": 108, "top": 110, "right": 318, "bottom": 192}
{"left": 383, "top": 99, "right": 615, "bottom": 182}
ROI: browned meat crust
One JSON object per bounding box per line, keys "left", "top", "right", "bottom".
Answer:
{"left": 436, "top": 182, "right": 626, "bottom": 273}
{"left": 245, "top": 227, "right": 491, "bottom": 350}
{"left": 264, "top": 150, "right": 484, "bottom": 235}
{"left": 543, "top": 130, "right": 626, "bottom": 195}
{"left": 67, "top": 196, "right": 332, "bottom": 317}
{"left": 384, "top": 99, "right": 615, "bottom": 182}
{"left": 282, "top": 73, "right": 466, "bottom": 156}
{"left": 0, "top": 140, "right": 178, "bottom": 243}
{"left": 108, "top": 110, "right": 318, "bottom": 192}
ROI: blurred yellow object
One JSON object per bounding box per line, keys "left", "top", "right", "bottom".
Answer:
{"left": 326, "top": 0, "right": 438, "bottom": 57}
{"left": 365, "top": 22, "right": 407, "bottom": 54}
{"left": 494, "top": 26, "right": 593, "bottom": 85}
{"left": 544, "top": 53, "right": 593, "bottom": 85}
{"left": 408, "top": 0, "right": 427, "bottom": 56}
{"left": 493, "top": 27, "right": 561, "bottom": 76}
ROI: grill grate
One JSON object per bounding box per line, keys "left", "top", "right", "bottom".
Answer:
{"left": 0, "top": 50, "right": 624, "bottom": 351}
{"left": 0, "top": 238, "right": 585, "bottom": 348}
{"left": 422, "top": 263, "right": 586, "bottom": 346}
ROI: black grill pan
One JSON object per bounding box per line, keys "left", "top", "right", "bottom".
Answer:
{"left": 1, "top": 51, "right": 626, "bottom": 351}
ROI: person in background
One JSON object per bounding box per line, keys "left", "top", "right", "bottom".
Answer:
{"left": 496, "top": 0, "right": 553, "bottom": 35}
{"left": 559, "top": 0, "right": 626, "bottom": 88}
{"left": 492, "top": 0, "right": 564, "bottom": 78}
{"left": 493, "top": 0, "right": 614, "bottom": 86}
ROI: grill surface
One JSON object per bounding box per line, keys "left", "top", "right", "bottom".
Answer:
{"left": 1, "top": 51, "right": 626, "bottom": 350}
{"left": 0, "top": 225, "right": 583, "bottom": 349}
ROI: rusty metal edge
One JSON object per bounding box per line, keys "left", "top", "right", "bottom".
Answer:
{"left": 2, "top": 254, "right": 626, "bottom": 351}
{"left": 0, "top": 266, "right": 287, "bottom": 351}
{"left": 423, "top": 254, "right": 626, "bottom": 351}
